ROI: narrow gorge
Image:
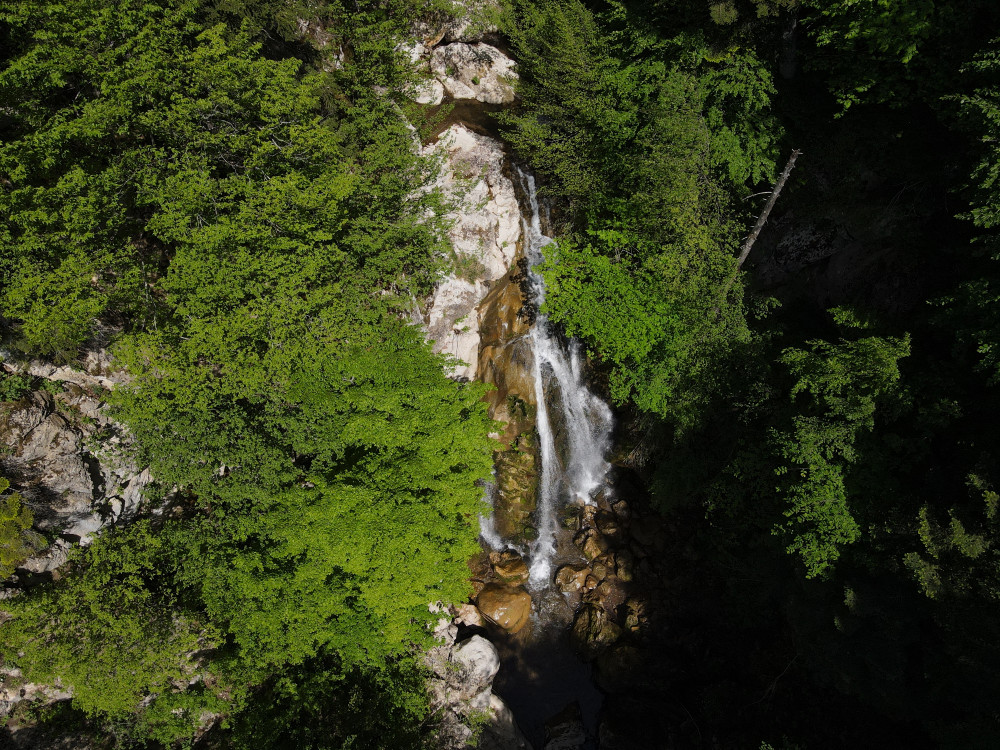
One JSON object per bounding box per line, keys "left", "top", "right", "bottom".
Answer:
{"left": 415, "top": 23, "right": 655, "bottom": 748}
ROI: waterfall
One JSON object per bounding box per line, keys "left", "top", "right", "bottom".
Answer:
{"left": 516, "top": 170, "right": 615, "bottom": 588}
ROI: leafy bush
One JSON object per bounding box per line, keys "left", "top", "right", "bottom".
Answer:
{"left": 0, "top": 477, "right": 43, "bottom": 578}
{"left": 0, "top": 372, "right": 32, "bottom": 402}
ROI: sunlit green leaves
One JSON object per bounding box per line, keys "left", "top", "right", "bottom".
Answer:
{"left": 772, "top": 335, "right": 910, "bottom": 576}
{"left": 0, "top": 0, "right": 493, "bottom": 741}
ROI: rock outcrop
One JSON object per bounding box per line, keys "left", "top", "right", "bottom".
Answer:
{"left": 425, "top": 614, "right": 531, "bottom": 750}
{"left": 476, "top": 583, "right": 532, "bottom": 634}
{"left": 431, "top": 43, "right": 517, "bottom": 104}
{"left": 423, "top": 123, "right": 521, "bottom": 380}
{"left": 1, "top": 352, "right": 151, "bottom": 575}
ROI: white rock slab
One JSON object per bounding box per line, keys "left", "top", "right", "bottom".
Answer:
{"left": 431, "top": 43, "right": 517, "bottom": 104}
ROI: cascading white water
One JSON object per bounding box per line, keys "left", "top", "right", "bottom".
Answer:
{"left": 516, "top": 169, "right": 615, "bottom": 588}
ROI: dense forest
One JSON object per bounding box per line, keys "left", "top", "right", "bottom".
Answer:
{"left": 3, "top": 0, "right": 1000, "bottom": 748}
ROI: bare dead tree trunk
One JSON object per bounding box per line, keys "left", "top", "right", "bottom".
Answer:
{"left": 716, "top": 149, "right": 801, "bottom": 308}
{"left": 737, "top": 149, "right": 801, "bottom": 270}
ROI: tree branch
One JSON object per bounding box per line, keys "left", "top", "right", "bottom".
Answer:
{"left": 717, "top": 149, "right": 801, "bottom": 308}
{"left": 737, "top": 149, "right": 801, "bottom": 270}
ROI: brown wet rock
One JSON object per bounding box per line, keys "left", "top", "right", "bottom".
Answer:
{"left": 478, "top": 267, "right": 535, "bottom": 447}
{"left": 614, "top": 550, "right": 634, "bottom": 583}
{"left": 492, "top": 435, "right": 539, "bottom": 542}
{"left": 491, "top": 549, "right": 529, "bottom": 583}
{"left": 558, "top": 505, "right": 581, "bottom": 531}
{"left": 581, "top": 531, "right": 609, "bottom": 561}
{"left": 594, "top": 510, "right": 621, "bottom": 539}
{"left": 479, "top": 271, "right": 530, "bottom": 346}
{"left": 589, "top": 557, "right": 610, "bottom": 583}
{"left": 595, "top": 576, "right": 626, "bottom": 614}
{"left": 593, "top": 487, "right": 614, "bottom": 511}
{"left": 583, "top": 575, "right": 599, "bottom": 591}
{"left": 477, "top": 583, "right": 532, "bottom": 633}
{"left": 570, "top": 603, "right": 623, "bottom": 661}
{"left": 554, "top": 564, "right": 589, "bottom": 594}
{"left": 624, "top": 597, "right": 650, "bottom": 631}
{"left": 611, "top": 498, "right": 630, "bottom": 522}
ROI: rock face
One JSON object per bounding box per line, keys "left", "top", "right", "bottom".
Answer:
{"left": 476, "top": 583, "right": 532, "bottom": 633}
{"left": 479, "top": 269, "right": 534, "bottom": 445}
{"left": 425, "top": 276, "right": 487, "bottom": 380}
{"left": 407, "top": 15, "right": 536, "bottom": 746}
{"left": 425, "top": 614, "right": 531, "bottom": 750}
{"left": 423, "top": 123, "right": 521, "bottom": 380}
{"left": 1, "top": 354, "right": 150, "bottom": 563}
{"left": 3, "top": 392, "right": 96, "bottom": 534}
{"left": 431, "top": 43, "right": 517, "bottom": 104}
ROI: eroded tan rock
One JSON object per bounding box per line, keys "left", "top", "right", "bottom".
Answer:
{"left": 554, "top": 564, "right": 589, "bottom": 594}
{"left": 490, "top": 549, "right": 529, "bottom": 582}
{"left": 477, "top": 583, "right": 532, "bottom": 633}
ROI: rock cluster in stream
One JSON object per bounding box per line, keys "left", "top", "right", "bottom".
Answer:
{"left": 561, "top": 493, "right": 655, "bottom": 688}
{"left": 454, "top": 484, "right": 670, "bottom": 749}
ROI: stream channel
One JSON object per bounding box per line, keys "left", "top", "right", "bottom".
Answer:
{"left": 477, "top": 169, "right": 614, "bottom": 748}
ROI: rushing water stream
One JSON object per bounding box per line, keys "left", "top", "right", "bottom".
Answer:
{"left": 517, "top": 169, "right": 615, "bottom": 588}
{"left": 478, "top": 170, "right": 616, "bottom": 747}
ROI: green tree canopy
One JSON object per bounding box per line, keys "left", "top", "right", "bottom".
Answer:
{"left": 0, "top": 0, "right": 495, "bottom": 743}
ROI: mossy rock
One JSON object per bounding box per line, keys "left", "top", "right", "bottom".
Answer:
{"left": 491, "top": 430, "right": 539, "bottom": 542}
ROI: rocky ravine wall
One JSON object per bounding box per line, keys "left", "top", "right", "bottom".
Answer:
{"left": 409, "top": 11, "right": 550, "bottom": 749}
{"left": 413, "top": 14, "right": 656, "bottom": 748}
{"left": 0, "top": 350, "right": 154, "bottom": 731}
